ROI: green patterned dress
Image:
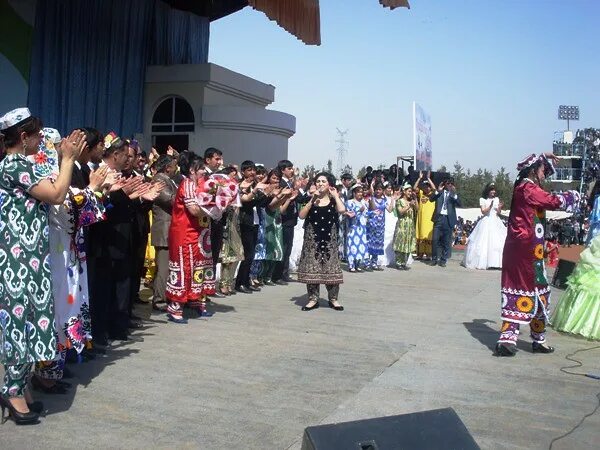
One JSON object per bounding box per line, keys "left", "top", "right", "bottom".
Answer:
{"left": 265, "top": 207, "right": 283, "bottom": 262}
{"left": 0, "top": 154, "right": 58, "bottom": 368}
{"left": 393, "top": 199, "right": 416, "bottom": 254}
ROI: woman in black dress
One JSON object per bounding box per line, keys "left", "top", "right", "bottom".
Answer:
{"left": 297, "top": 172, "right": 347, "bottom": 311}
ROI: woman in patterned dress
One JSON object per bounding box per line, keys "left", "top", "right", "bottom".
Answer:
{"left": 263, "top": 169, "right": 295, "bottom": 284}
{"left": 495, "top": 154, "right": 579, "bottom": 357}
{"left": 393, "top": 183, "right": 419, "bottom": 270}
{"left": 165, "top": 152, "right": 215, "bottom": 324}
{"left": 297, "top": 172, "right": 346, "bottom": 311}
{"left": 345, "top": 184, "right": 370, "bottom": 272}
{"left": 367, "top": 182, "right": 393, "bottom": 270}
{"left": 0, "top": 108, "right": 86, "bottom": 424}
{"left": 250, "top": 166, "right": 268, "bottom": 286}
{"left": 218, "top": 167, "right": 244, "bottom": 295}
{"left": 31, "top": 130, "right": 108, "bottom": 388}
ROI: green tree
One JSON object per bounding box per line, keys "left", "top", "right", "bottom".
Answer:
{"left": 301, "top": 164, "right": 317, "bottom": 178}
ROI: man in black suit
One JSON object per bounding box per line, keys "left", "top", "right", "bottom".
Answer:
{"left": 429, "top": 177, "right": 461, "bottom": 267}
{"left": 88, "top": 135, "right": 138, "bottom": 344}
{"left": 235, "top": 160, "right": 269, "bottom": 293}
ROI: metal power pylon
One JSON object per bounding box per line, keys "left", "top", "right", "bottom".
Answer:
{"left": 335, "top": 128, "right": 349, "bottom": 176}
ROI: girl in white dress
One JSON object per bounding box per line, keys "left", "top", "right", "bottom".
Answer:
{"left": 462, "top": 183, "right": 507, "bottom": 269}
{"left": 380, "top": 184, "right": 399, "bottom": 267}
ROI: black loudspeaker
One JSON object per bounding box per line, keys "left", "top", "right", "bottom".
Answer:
{"left": 552, "top": 259, "right": 577, "bottom": 288}
{"left": 301, "top": 408, "right": 480, "bottom": 450}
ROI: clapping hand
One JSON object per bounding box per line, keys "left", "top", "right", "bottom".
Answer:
{"left": 61, "top": 130, "right": 87, "bottom": 161}
{"left": 88, "top": 166, "right": 108, "bottom": 192}
{"left": 140, "top": 181, "right": 165, "bottom": 202}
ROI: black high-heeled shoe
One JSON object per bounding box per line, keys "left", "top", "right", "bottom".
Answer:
{"left": 495, "top": 343, "right": 517, "bottom": 357}
{"left": 302, "top": 301, "right": 320, "bottom": 311}
{"left": 328, "top": 300, "right": 344, "bottom": 311}
{"left": 0, "top": 396, "right": 40, "bottom": 425}
{"left": 27, "top": 401, "right": 44, "bottom": 414}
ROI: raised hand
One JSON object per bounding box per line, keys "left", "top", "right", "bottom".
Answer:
{"left": 141, "top": 181, "right": 164, "bottom": 201}
{"left": 121, "top": 176, "right": 144, "bottom": 196}
{"left": 88, "top": 166, "right": 108, "bottom": 191}
{"left": 61, "top": 130, "right": 87, "bottom": 161}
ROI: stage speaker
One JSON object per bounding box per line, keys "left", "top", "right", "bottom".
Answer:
{"left": 301, "top": 408, "right": 479, "bottom": 450}
{"left": 552, "top": 259, "right": 576, "bottom": 288}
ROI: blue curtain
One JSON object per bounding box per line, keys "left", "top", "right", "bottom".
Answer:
{"left": 28, "top": 0, "right": 209, "bottom": 139}
{"left": 151, "top": 0, "right": 210, "bottom": 65}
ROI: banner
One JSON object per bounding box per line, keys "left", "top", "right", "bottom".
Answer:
{"left": 413, "top": 102, "right": 432, "bottom": 171}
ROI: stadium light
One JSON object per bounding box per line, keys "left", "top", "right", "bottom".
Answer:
{"left": 558, "top": 105, "right": 579, "bottom": 130}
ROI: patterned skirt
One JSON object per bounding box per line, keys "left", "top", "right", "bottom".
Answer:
{"left": 166, "top": 243, "right": 215, "bottom": 302}
{"left": 297, "top": 224, "right": 343, "bottom": 285}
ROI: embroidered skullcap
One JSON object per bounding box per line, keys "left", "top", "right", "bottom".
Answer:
{"left": 0, "top": 107, "right": 31, "bottom": 130}
{"left": 104, "top": 131, "right": 123, "bottom": 149}
{"left": 127, "top": 138, "right": 140, "bottom": 151}
{"left": 402, "top": 182, "right": 412, "bottom": 190}
{"left": 516, "top": 153, "right": 538, "bottom": 172}
{"left": 349, "top": 183, "right": 363, "bottom": 192}
{"left": 516, "top": 153, "right": 556, "bottom": 177}
{"left": 43, "top": 128, "right": 62, "bottom": 145}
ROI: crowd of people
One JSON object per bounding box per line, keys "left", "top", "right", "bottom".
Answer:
{"left": 1, "top": 106, "right": 598, "bottom": 426}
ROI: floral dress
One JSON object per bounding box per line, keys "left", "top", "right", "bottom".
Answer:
{"left": 49, "top": 188, "right": 105, "bottom": 354}
{"left": 394, "top": 199, "right": 416, "bottom": 254}
{"left": 345, "top": 199, "right": 369, "bottom": 269}
{"left": 0, "top": 154, "right": 57, "bottom": 367}
{"left": 367, "top": 196, "right": 386, "bottom": 258}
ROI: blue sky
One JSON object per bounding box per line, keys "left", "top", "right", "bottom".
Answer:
{"left": 209, "top": 0, "right": 600, "bottom": 177}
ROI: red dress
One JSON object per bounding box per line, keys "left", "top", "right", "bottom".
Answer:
{"left": 165, "top": 178, "right": 215, "bottom": 303}
{"left": 500, "top": 180, "right": 578, "bottom": 325}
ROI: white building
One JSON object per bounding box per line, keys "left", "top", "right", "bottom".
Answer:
{"left": 142, "top": 63, "right": 295, "bottom": 167}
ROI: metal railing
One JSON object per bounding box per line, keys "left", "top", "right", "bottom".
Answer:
{"left": 549, "top": 167, "right": 582, "bottom": 182}
{"left": 552, "top": 142, "right": 585, "bottom": 157}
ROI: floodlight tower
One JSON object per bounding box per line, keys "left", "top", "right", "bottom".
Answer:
{"left": 335, "top": 128, "right": 348, "bottom": 176}
{"left": 558, "top": 105, "right": 579, "bottom": 131}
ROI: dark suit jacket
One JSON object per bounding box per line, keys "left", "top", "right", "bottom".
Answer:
{"left": 151, "top": 172, "right": 177, "bottom": 247}
{"left": 71, "top": 163, "right": 89, "bottom": 189}
{"left": 279, "top": 177, "right": 305, "bottom": 227}
{"left": 88, "top": 189, "right": 135, "bottom": 260}
{"left": 429, "top": 189, "right": 462, "bottom": 228}
{"left": 239, "top": 186, "right": 269, "bottom": 227}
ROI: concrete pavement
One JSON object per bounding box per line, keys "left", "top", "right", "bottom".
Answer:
{"left": 1, "top": 254, "right": 599, "bottom": 449}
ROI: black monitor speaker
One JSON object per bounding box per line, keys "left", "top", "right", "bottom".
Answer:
{"left": 302, "top": 407, "right": 479, "bottom": 450}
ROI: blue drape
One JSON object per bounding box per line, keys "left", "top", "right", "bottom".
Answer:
{"left": 151, "top": 0, "right": 210, "bottom": 65}
{"left": 28, "top": 0, "right": 209, "bottom": 139}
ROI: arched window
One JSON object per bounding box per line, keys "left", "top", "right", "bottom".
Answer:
{"left": 152, "top": 96, "right": 195, "bottom": 133}
{"left": 151, "top": 96, "right": 194, "bottom": 153}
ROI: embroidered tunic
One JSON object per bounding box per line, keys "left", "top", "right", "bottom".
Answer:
{"left": 501, "top": 180, "right": 578, "bottom": 324}
{"left": 297, "top": 202, "right": 343, "bottom": 285}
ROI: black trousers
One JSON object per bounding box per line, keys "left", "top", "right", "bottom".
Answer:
{"left": 211, "top": 219, "right": 225, "bottom": 271}
{"left": 89, "top": 255, "right": 132, "bottom": 343}
{"left": 431, "top": 216, "right": 453, "bottom": 263}
{"left": 236, "top": 224, "right": 258, "bottom": 288}
{"left": 273, "top": 225, "right": 295, "bottom": 281}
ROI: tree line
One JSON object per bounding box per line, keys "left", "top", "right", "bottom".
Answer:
{"left": 299, "top": 161, "right": 515, "bottom": 208}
